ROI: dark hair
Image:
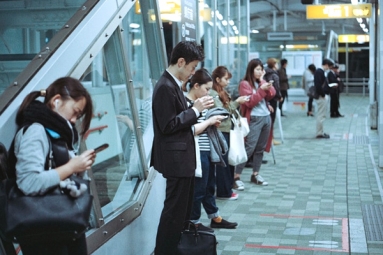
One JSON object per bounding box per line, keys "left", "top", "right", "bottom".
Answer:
{"left": 280, "top": 58, "right": 288, "bottom": 66}
{"left": 16, "top": 77, "right": 93, "bottom": 136}
{"left": 242, "top": 58, "right": 264, "bottom": 89}
{"left": 212, "top": 66, "right": 232, "bottom": 108}
{"left": 267, "top": 58, "right": 277, "bottom": 68}
{"left": 185, "top": 68, "right": 213, "bottom": 91}
{"left": 169, "top": 41, "right": 205, "bottom": 65}
{"left": 308, "top": 64, "right": 316, "bottom": 73}
{"left": 322, "top": 58, "right": 334, "bottom": 66}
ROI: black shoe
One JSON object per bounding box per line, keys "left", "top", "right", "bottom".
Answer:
{"left": 210, "top": 219, "right": 238, "bottom": 229}
{"left": 316, "top": 133, "right": 330, "bottom": 139}
{"left": 331, "top": 114, "right": 339, "bottom": 118}
{"left": 262, "top": 160, "right": 268, "bottom": 164}
{"left": 336, "top": 113, "right": 344, "bottom": 117}
{"left": 195, "top": 223, "right": 214, "bottom": 233}
{"left": 281, "top": 114, "right": 287, "bottom": 117}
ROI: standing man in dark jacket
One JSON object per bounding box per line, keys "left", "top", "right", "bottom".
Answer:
{"left": 277, "top": 58, "right": 289, "bottom": 116}
{"left": 314, "top": 58, "right": 334, "bottom": 138}
{"left": 151, "top": 41, "right": 214, "bottom": 255}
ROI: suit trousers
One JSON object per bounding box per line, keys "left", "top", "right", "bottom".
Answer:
{"left": 316, "top": 95, "right": 328, "bottom": 136}
{"left": 155, "top": 175, "right": 195, "bottom": 255}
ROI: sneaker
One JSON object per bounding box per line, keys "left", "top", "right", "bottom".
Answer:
{"left": 216, "top": 192, "right": 238, "bottom": 200}
{"left": 250, "top": 174, "right": 268, "bottom": 186}
{"left": 210, "top": 218, "right": 238, "bottom": 229}
{"left": 233, "top": 178, "right": 245, "bottom": 191}
{"left": 195, "top": 223, "right": 214, "bottom": 233}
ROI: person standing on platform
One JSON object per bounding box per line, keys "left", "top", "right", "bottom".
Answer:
{"left": 234, "top": 59, "right": 275, "bottom": 189}
{"left": 302, "top": 64, "right": 316, "bottom": 117}
{"left": 264, "top": 58, "right": 282, "bottom": 146}
{"left": 151, "top": 41, "right": 214, "bottom": 255}
{"left": 185, "top": 68, "right": 238, "bottom": 230}
{"left": 277, "top": 58, "right": 290, "bottom": 117}
{"left": 314, "top": 58, "right": 334, "bottom": 139}
{"left": 328, "top": 63, "right": 344, "bottom": 118}
{"left": 210, "top": 66, "right": 248, "bottom": 196}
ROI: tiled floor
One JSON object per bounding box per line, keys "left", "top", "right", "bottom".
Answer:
{"left": 199, "top": 95, "right": 383, "bottom": 254}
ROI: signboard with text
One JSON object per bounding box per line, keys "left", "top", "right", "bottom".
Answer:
{"left": 181, "top": 0, "right": 196, "bottom": 41}
{"left": 306, "top": 3, "right": 371, "bottom": 19}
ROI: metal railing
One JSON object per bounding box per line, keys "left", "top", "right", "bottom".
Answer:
{"left": 343, "top": 78, "right": 369, "bottom": 96}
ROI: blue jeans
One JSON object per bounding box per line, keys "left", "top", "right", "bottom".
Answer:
{"left": 191, "top": 151, "right": 219, "bottom": 222}
{"left": 216, "top": 132, "right": 234, "bottom": 197}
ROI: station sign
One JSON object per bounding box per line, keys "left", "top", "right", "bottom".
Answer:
{"left": 338, "top": 34, "right": 370, "bottom": 43}
{"left": 306, "top": 3, "right": 372, "bottom": 19}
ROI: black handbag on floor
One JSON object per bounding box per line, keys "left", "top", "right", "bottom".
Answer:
{"left": 176, "top": 221, "right": 217, "bottom": 255}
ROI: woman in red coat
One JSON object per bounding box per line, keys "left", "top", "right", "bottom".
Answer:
{"left": 233, "top": 59, "right": 275, "bottom": 190}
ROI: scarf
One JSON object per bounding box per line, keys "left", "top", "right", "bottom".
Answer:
{"left": 18, "top": 101, "right": 79, "bottom": 150}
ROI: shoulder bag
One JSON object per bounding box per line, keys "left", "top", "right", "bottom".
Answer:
{"left": 233, "top": 110, "right": 249, "bottom": 137}
{"left": 177, "top": 221, "right": 217, "bottom": 255}
{"left": 0, "top": 132, "right": 93, "bottom": 244}
{"left": 228, "top": 116, "right": 248, "bottom": 166}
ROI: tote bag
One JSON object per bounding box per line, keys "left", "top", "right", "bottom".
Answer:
{"left": 194, "top": 136, "right": 202, "bottom": 177}
{"left": 234, "top": 110, "right": 250, "bottom": 137}
{"left": 228, "top": 118, "right": 248, "bottom": 166}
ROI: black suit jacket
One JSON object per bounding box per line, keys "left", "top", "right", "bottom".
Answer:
{"left": 150, "top": 71, "right": 198, "bottom": 177}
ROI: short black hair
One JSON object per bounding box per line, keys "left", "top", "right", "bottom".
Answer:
{"left": 322, "top": 58, "right": 334, "bottom": 66}
{"left": 169, "top": 41, "right": 205, "bottom": 65}
{"left": 280, "top": 58, "right": 288, "bottom": 66}
{"left": 308, "top": 64, "right": 316, "bottom": 72}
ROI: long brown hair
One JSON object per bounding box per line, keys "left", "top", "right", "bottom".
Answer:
{"left": 212, "top": 66, "right": 232, "bottom": 108}
{"left": 16, "top": 77, "right": 93, "bottom": 136}
{"left": 242, "top": 58, "right": 263, "bottom": 89}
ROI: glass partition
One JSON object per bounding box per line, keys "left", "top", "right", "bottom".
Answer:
{"left": 77, "top": 4, "right": 153, "bottom": 219}
{"left": 0, "top": 0, "right": 88, "bottom": 95}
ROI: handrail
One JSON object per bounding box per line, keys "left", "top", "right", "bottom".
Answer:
{"left": 343, "top": 78, "right": 369, "bottom": 96}
{"left": 84, "top": 125, "right": 108, "bottom": 140}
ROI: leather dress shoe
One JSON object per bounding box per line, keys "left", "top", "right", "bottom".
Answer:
{"left": 316, "top": 133, "right": 330, "bottom": 139}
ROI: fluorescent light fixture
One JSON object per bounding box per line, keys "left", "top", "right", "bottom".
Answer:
{"left": 229, "top": 20, "right": 234, "bottom": 26}
{"left": 130, "top": 23, "right": 140, "bottom": 29}
{"left": 222, "top": 20, "right": 228, "bottom": 26}
{"left": 251, "top": 30, "right": 259, "bottom": 33}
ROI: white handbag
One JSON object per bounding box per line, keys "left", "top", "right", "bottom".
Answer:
{"left": 234, "top": 110, "right": 250, "bottom": 137}
{"left": 194, "top": 135, "right": 202, "bottom": 177}
{"left": 228, "top": 118, "right": 248, "bottom": 166}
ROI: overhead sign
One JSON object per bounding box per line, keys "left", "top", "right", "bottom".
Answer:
{"left": 306, "top": 3, "right": 372, "bottom": 19}
{"left": 181, "top": 0, "right": 196, "bottom": 41}
{"left": 338, "top": 34, "right": 370, "bottom": 43}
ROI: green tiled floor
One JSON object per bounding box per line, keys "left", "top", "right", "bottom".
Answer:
{"left": 200, "top": 95, "right": 383, "bottom": 254}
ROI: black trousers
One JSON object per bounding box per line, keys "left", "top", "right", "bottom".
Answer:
{"left": 155, "top": 175, "right": 195, "bottom": 255}
{"left": 278, "top": 90, "right": 288, "bottom": 114}
{"left": 20, "top": 234, "right": 87, "bottom": 255}
{"left": 330, "top": 88, "right": 340, "bottom": 115}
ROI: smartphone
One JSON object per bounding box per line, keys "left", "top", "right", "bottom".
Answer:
{"left": 94, "top": 143, "right": 109, "bottom": 153}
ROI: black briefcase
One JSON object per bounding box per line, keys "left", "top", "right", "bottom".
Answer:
{"left": 176, "top": 221, "right": 217, "bottom": 255}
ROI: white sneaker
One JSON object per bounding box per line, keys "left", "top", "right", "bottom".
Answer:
{"left": 233, "top": 179, "right": 245, "bottom": 191}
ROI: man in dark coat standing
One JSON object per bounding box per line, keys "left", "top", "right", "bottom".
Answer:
{"left": 151, "top": 41, "right": 214, "bottom": 255}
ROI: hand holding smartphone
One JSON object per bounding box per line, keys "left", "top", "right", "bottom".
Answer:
{"left": 94, "top": 143, "right": 109, "bottom": 154}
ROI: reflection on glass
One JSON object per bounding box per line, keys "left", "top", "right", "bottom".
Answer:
{"left": 77, "top": 5, "right": 153, "bottom": 219}
{"left": 0, "top": 0, "right": 86, "bottom": 95}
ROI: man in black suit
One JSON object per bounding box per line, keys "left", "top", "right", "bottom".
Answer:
{"left": 151, "top": 41, "right": 214, "bottom": 255}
